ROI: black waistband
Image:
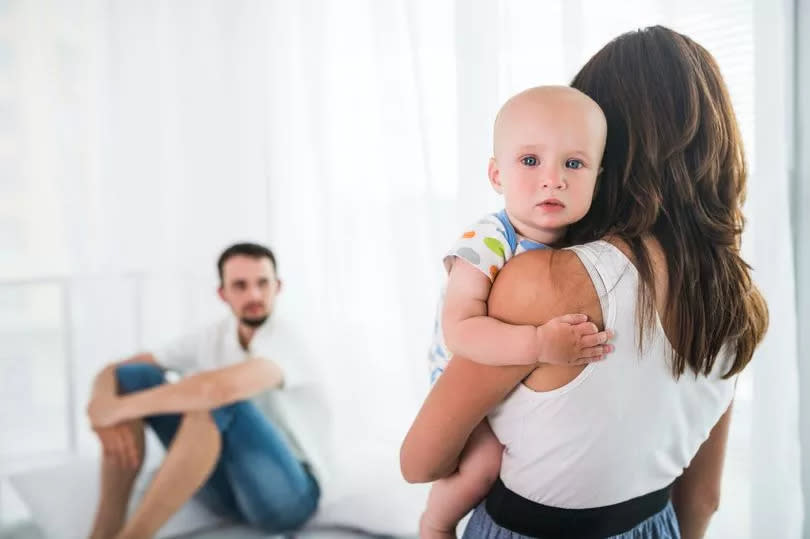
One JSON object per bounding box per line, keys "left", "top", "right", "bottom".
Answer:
{"left": 484, "top": 478, "right": 673, "bottom": 539}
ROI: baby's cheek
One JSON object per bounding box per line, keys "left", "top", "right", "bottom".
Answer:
{"left": 517, "top": 180, "right": 538, "bottom": 197}
{"left": 505, "top": 184, "right": 527, "bottom": 203}
{"left": 570, "top": 194, "right": 594, "bottom": 219}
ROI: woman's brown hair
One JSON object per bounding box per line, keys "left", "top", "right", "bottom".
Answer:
{"left": 569, "top": 25, "right": 768, "bottom": 378}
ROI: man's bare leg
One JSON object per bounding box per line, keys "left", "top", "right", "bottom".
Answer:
{"left": 114, "top": 411, "right": 221, "bottom": 539}
{"left": 88, "top": 420, "right": 146, "bottom": 539}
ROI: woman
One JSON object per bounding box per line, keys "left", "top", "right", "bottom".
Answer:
{"left": 401, "top": 26, "right": 768, "bottom": 539}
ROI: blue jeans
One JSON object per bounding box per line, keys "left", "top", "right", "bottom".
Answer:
{"left": 462, "top": 500, "right": 681, "bottom": 539}
{"left": 116, "top": 363, "right": 320, "bottom": 533}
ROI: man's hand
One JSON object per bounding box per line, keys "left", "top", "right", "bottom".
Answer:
{"left": 536, "top": 314, "right": 614, "bottom": 365}
{"left": 93, "top": 421, "right": 143, "bottom": 470}
{"left": 87, "top": 391, "right": 125, "bottom": 429}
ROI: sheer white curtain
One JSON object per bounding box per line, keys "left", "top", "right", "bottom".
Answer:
{"left": 747, "top": 0, "right": 804, "bottom": 536}
{"left": 1, "top": 0, "right": 459, "bottom": 489}
{"left": 796, "top": 1, "right": 810, "bottom": 536}
{"left": 1, "top": 0, "right": 802, "bottom": 536}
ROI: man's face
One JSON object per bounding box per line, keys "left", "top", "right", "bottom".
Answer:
{"left": 218, "top": 255, "right": 280, "bottom": 328}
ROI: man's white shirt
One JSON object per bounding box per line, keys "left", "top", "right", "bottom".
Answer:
{"left": 154, "top": 315, "right": 331, "bottom": 491}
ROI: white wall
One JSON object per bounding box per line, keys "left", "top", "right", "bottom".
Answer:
{"left": 794, "top": 0, "right": 810, "bottom": 536}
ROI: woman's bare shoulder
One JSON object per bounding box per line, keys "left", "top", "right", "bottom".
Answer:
{"left": 488, "top": 248, "right": 603, "bottom": 329}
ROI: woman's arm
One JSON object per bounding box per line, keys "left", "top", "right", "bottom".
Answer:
{"left": 671, "top": 403, "right": 733, "bottom": 539}
{"left": 401, "top": 249, "right": 604, "bottom": 482}
{"left": 400, "top": 356, "right": 533, "bottom": 483}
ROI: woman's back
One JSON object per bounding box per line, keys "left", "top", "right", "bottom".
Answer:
{"left": 401, "top": 25, "right": 768, "bottom": 539}
{"left": 488, "top": 240, "right": 736, "bottom": 508}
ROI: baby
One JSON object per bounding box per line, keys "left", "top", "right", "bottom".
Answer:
{"left": 422, "top": 86, "right": 611, "bottom": 538}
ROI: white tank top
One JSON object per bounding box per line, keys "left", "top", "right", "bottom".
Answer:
{"left": 488, "top": 240, "right": 736, "bottom": 509}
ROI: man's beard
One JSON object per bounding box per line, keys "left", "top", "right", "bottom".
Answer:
{"left": 240, "top": 315, "right": 268, "bottom": 328}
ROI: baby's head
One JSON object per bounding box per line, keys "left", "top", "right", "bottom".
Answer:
{"left": 489, "top": 86, "right": 607, "bottom": 244}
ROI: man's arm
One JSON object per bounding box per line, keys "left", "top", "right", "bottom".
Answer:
{"left": 671, "top": 403, "right": 733, "bottom": 539}
{"left": 87, "top": 353, "right": 160, "bottom": 468}
{"left": 89, "top": 353, "right": 159, "bottom": 403}
{"left": 88, "top": 357, "right": 284, "bottom": 428}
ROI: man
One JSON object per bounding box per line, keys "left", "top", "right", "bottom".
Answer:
{"left": 86, "top": 243, "right": 326, "bottom": 539}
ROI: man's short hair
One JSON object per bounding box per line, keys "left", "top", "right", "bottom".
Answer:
{"left": 217, "top": 243, "right": 277, "bottom": 284}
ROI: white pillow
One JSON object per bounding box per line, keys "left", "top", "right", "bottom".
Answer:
{"left": 10, "top": 440, "right": 427, "bottom": 538}
{"left": 9, "top": 457, "right": 223, "bottom": 539}
{"left": 312, "top": 440, "right": 428, "bottom": 535}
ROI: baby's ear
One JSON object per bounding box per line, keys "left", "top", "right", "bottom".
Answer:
{"left": 488, "top": 157, "right": 503, "bottom": 193}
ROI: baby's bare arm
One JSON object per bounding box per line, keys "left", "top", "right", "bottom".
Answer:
{"left": 443, "top": 259, "right": 612, "bottom": 366}
{"left": 442, "top": 260, "right": 542, "bottom": 366}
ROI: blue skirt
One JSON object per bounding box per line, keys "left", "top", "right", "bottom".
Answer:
{"left": 462, "top": 500, "right": 680, "bottom": 539}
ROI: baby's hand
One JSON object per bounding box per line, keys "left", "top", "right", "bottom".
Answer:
{"left": 535, "top": 314, "right": 613, "bottom": 365}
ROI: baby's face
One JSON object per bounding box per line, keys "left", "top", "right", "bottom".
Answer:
{"left": 489, "top": 88, "right": 606, "bottom": 244}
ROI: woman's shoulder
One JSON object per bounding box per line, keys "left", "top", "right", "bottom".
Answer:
{"left": 600, "top": 234, "right": 666, "bottom": 268}
{"left": 488, "top": 245, "right": 603, "bottom": 328}
{"left": 602, "top": 235, "right": 669, "bottom": 308}
{"left": 487, "top": 235, "right": 667, "bottom": 328}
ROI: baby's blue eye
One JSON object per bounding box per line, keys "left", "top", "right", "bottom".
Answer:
{"left": 566, "top": 159, "right": 584, "bottom": 169}
{"left": 521, "top": 156, "right": 538, "bottom": 166}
